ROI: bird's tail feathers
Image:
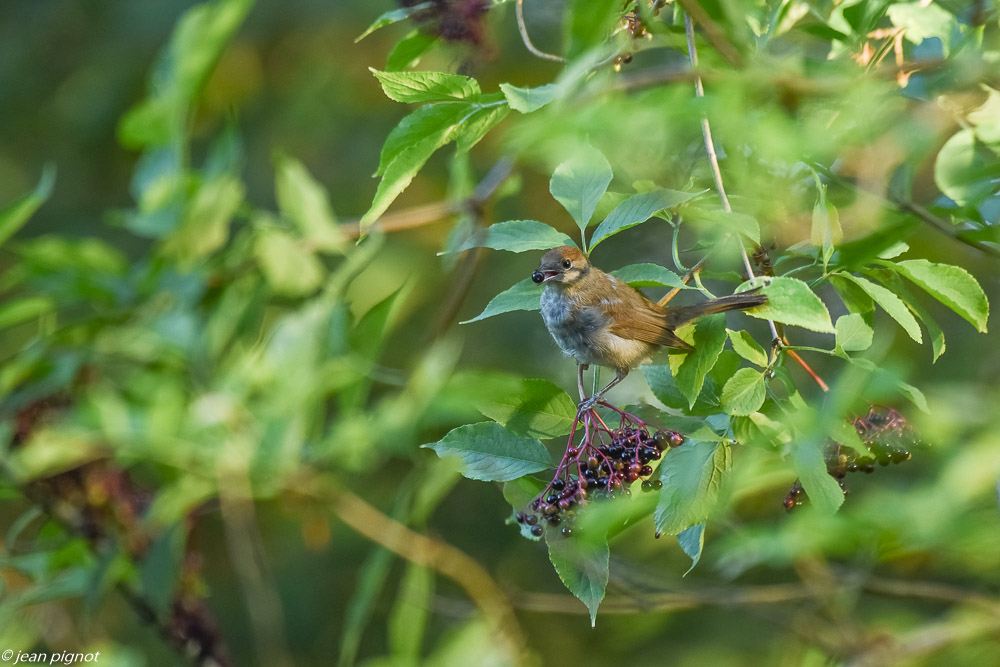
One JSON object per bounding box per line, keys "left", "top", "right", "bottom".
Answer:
{"left": 663, "top": 289, "right": 767, "bottom": 327}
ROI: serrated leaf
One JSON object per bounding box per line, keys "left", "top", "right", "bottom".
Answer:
{"left": 361, "top": 120, "right": 460, "bottom": 230}
{"left": 720, "top": 368, "right": 766, "bottom": 416}
{"left": 609, "top": 263, "right": 688, "bottom": 288}
{"left": 677, "top": 523, "right": 705, "bottom": 575}
{"left": 672, "top": 315, "right": 727, "bottom": 409}
{"left": 546, "top": 531, "right": 609, "bottom": 627}
{"left": 655, "top": 440, "right": 731, "bottom": 536}
{"left": 792, "top": 438, "right": 844, "bottom": 514}
{"left": 422, "top": 422, "right": 552, "bottom": 482}
{"left": 500, "top": 82, "right": 559, "bottom": 113}
{"left": 461, "top": 278, "right": 540, "bottom": 323}
{"left": 376, "top": 103, "right": 470, "bottom": 178}
{"left": 356, "top": 2, "right": 434, "bottom": 42}
{"left": 874, "top": 270, "right": 946, "bottom": 361}
{"left": 590, "top": 189, "right": 700, "bottom": 249}
{"left": 453, "top": 220, "right": 575, "bottom": 254}
{"left": 726, "top": 329, "right": 768, "bottom": 366}
{"left": 833, "top": 273, "right": 921, "bottom": 342}
{"left": 550, "top": 146, "right": 613, "bottom": 235}
{"left": 892, "top": 259, "right": 989, "bottom": 332}
{"left": 835, "top": 313, "right": 874, "bottom": 352}
{"left": 741, "top": 276, "right": 834, "bottom": 333}
{"left": 0, "top": 167, "right": 55, "bottom": 248}
{"left": 455, "top": 104, "right": 509, "bottom": 152}
{"left": 275, "top": 155, "right": 344, "bottom": 252}
{"left": 371, "top": 69, "right": 481, "bottom": 103}
{"left": 477, "top": 378, "right": 578, "bottom": 438}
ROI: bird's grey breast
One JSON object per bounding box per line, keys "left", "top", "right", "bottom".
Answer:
{"left": 540, "top": 287, "right": 602, "bottom": 364}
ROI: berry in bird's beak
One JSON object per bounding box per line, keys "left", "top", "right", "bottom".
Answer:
{"left": 532, "top": 270, "right": 560, "bottom": 284}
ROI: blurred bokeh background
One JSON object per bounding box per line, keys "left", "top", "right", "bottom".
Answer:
{"left": 1, "top": 0, "right": 999, "bottom": 665}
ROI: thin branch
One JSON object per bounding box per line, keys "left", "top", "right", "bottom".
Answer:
{"left": 515, "top": 0, "right": 565, "bottom": 62}
{"left": 313, "top": 483, "right": 530, "bottom": 664}
{"left": 684, "top": 14, "right": 781, "bottom": 345}
{"left": 676, "top": 0, "right": 742, "bottom": 67}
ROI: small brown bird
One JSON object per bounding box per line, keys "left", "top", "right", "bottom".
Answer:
{"left": 532, "top": 246, "right": 767, "bottom": 408}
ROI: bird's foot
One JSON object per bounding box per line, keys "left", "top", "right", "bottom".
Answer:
{"left": 576, "top": 395, "right": 599, "bottom": 413}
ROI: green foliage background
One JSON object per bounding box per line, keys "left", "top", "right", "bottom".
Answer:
{"left": 1, "top": 0, "right": 999, "bottom": 665}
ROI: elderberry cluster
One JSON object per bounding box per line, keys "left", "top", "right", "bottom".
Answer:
{"left": 516, "top": 404, "right": 685, "bottom": 538}
{"left": 784, "top": 406, "right": 918, "bottom": 510}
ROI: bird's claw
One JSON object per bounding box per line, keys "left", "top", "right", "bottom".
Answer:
{"left": 577, "top": 396, "right": 598, "bottom": 413}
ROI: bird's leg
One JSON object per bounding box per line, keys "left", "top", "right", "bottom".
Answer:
{"left": 577, "top": 364, "right": 589, "bottom": 402}
{"left": 578, "top": 369, "right": 627, "bottom": 412}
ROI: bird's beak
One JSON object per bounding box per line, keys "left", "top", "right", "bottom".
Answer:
{"left": 532, "top": 270, "right": 560, "bottom": 284}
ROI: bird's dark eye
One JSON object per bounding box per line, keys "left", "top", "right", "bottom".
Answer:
{"left": 561, "top": 259, "right": 572, "bottom": 269}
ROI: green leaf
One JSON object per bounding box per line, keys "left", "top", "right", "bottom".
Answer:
{"left": 810, "top": 182, "right": 841, "bottom": 270}
{"left": 461, "top": 278, "right": 540, "bottom": 323}
{"left": 503, "top": 477, "right": 547, "bottom": 540}
{"left": 694, "top": 210, "right": 761, "bottom": 245}
{"left": 609, "top": 263, "right": 687, "bottom": 288}
{"left": 829, "top": 274, "right": 874, "bottom": 314}
{"left": 677, "top": 523, "right": 705, "bottom": 575}
{"left": 934, "top": 129, "right": 1000, "bottom": 206}
{"left": 726, "top": 329, "right": 768, "bottom": 366}
{"left": 356, "top": 2, "right": 434, "bottom": 42}
{"left": 376, "top": 103, "right": 469, "bottom": 178}
{"left": 968, "top": 87, "right": 1000, "bottom": 146}
{"left": 371, "top": 69, "right": 481, "bottom": 103}
{"left": 477, "top": 378, "right": 578, "bottom": 439}
{"left": 720, "top": 368, "right": 767, "bottom": 416}
{"left": 163, "top": 175, "right": 244, "bottom": 259}
{"left": 550, "top": 146, "right": 613, "bottom": 236}
{"left": 643, "top": 365, "right": 721, "bottom": 415}
{"left": 455, "top": 103, "right": 509, "bottom": 152}
{"left": 655, "top": 440, "right": 731, "bottom": 536}
{"left": 117, "top": 0, "right": 253, "bottom": 148}
{"left": 565, "top": 0, "right": 620, "bottom": 58}
{"left": 833, "top": 273, "right": 921, "bottom": 342}
{"left": 0, "top": 167, "right": 55, "bottom": 248}
{"left": 455, "top": 220, "right": 575, "bottom": 253}
{"left": 892, "top": 259, "right": 989, "bottom": 332}
{"left": 590, "top": 189, "right": 700, "bottom": 249}
{"left": 0, "top": 297, "right": 55, "bottom": 329}
{"left": 500, "top": 82, "right": 560, "bottom": 113}
{"left": 849, "top": 358, "right": 929, "bottom": 413}
{"left": 792, "top": 439, "right": 844, "bottom": 514}
{"left": 835, "top": 313, "right": 874, "bottom": 353}
{"left": 422, "top": 422, "right": 552, "bottom": 482}
{"left": 672, "top": 315, "right": 727, "bottom": 409}
{"left": 387, "top": 563, "right": 433, "bottom": 661}
{"left": 386, "top": 30, "right": 437, "bottom": 71}
{"left": 742, "top": 276, "right": 834, "bottom": 333}
{"left": 887, "top": 1, "right": 956, "bottom": 54}
{"left": 874, "top": 270, "right": 946, "bottom": 361}
{"left": 275, "top": 155, "right": 345, "bottom": 252}
{"left": 361, "top": 119, "right": 460, "bottom": 230}
{"left": 254, "top": 225, "right": 325, "bottom": 297}
{"left": 546, "top": 531, "right": 609, "bottom": 627}
{"left": 140, "top": 523, "right": 185, "bottom": 615}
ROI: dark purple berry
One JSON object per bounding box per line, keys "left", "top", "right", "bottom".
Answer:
{"left": 515, "top": 512, "right": 526, "bottom": 524}
{"left": 525, "top": 514, "right": 537, "bottom": 526}
{"left": 530, "top": 525, "right": 543, "bottom": 537}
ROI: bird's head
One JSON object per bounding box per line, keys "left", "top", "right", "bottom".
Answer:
{"left": 532, "top": 246, "right": 590, "bottom": 287}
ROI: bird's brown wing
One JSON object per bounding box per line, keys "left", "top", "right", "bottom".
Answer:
{"left": 603, "top": 294, "right": 693, "bottom": 351}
